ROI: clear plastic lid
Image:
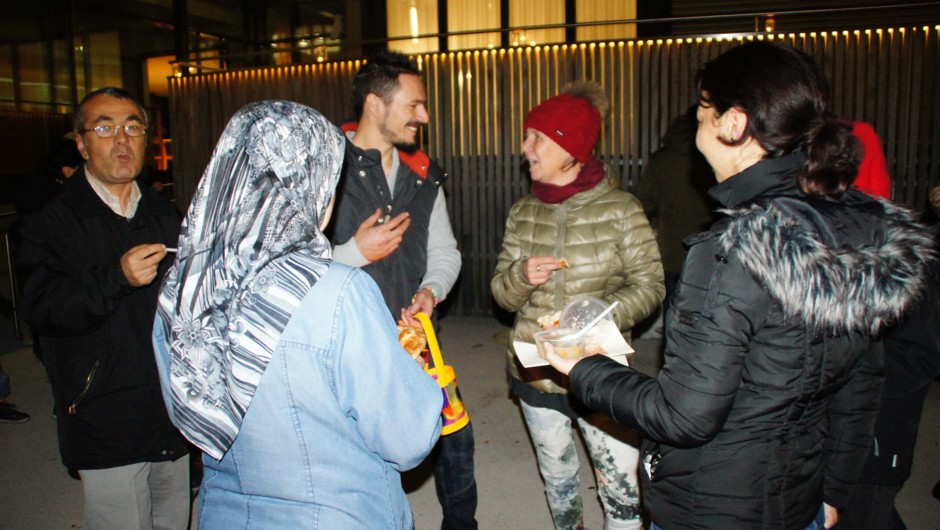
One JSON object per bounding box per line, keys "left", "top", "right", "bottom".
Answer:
{"left": 559, "top": 296, "right": 614, "bottom": 331}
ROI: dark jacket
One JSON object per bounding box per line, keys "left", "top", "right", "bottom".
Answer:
{"left": 856, "top": 255, "right": 940, "bottom": 486}
{"left": 330, "top": 138, "right": 446, "bottom": 313}
{"left": 635, "top": 106, "right": 718, "bottom": 274}
{"left": 17, "top": 169, "right": 188, "bottom": 470}
{"left": 569, "top": 153, "right": 935, "bottom": 529}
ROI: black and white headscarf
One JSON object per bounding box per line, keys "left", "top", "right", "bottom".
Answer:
{"left": 155, "top": 100, "right": 344, "bottom": 459}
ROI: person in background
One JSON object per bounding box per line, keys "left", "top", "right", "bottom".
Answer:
{"left": 851, "top": 121, "right": 892, "bottom": 199}
{"left": 9, "top": 136, "right": 85, "bottom": 369}
{"left": 491, "top": 81, "right": 664, "bottom": 530}
{"left": 18, "top": 86, "right": 190, "bottom": 529}
{"left": 329, "top": 50, "right": 476, "bottom": 529}
{"left": 0, "top": 363, "right": 29, "bottom": 423}
{"left": 14, "top": 134, "right": 83, "bottom": 217}
{"left": 833, "top": 174, "right": 940, "bottom": 529}
{"left": 545, "top": 42, "right": 935, "bottom": 530}
{"left": 152, "top": 100, "right": 443, "bottom": 528}
{"left": 635, "top": 104, "right": 718, "bottom": 311}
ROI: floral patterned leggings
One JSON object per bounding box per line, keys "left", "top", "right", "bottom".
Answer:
{"left": 520, "top": 400, "right": 643, "bottom": 530}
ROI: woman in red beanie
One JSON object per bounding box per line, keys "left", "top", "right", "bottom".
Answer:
{"left": 491, "top": 82, "right": 665, "bottom": 530}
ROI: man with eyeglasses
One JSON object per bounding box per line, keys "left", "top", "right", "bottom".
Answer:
{"left": 17, "top": 87, "right": 190, "bottom": 529}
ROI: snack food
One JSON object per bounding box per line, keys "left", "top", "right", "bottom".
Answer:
{"left": 558, "top": 258, "right": 569, "bottom": 268}
{"left": 397, "top": 325, "right": 428, "bottom": 359}
{"left": 534, "top": 329, "right": 584, "bottom": 360}
{"left": 537, "top": 311, "right": 562, "bottom": 330}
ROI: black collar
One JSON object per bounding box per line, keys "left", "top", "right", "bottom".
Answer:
{"left": 708, "top": 152, "right": 807, "bottom": 208}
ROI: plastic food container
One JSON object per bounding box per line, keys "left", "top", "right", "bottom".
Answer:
{"left": 534, "top": 328, "right": 585, "bottom": 360}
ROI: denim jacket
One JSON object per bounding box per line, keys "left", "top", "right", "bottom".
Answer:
{"left": 155, "top": 263, "right": 443, "bottom": 529}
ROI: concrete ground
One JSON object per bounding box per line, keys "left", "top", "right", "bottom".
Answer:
{"left": 1, "top": 314, "right": 938, "bottom": 529}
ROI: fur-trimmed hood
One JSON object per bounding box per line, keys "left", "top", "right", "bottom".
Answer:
{"left": 720, "top": 198, "right": 935, "bottom": 336}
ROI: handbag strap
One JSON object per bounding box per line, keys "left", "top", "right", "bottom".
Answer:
{"left": 415, "top": 312, "right": 446, "bottom": 370}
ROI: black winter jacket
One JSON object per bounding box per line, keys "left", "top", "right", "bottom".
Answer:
{"left": 330, "top": 138, "right": 445, "bottom": 313}
{"left": 18, "top": 170, "right": 188, "bottom": 470}
{"left": 569, "top": 153, "right": 934, "bottom": 529}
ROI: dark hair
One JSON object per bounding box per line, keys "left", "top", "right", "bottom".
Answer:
{"left": 697, "top": 42, "right": 861, "bottom": 198}
{"left": 73, "top": 86, "right": 148, "bottom": 133}
{"left": 351, "top": 50, "right": 422, "bottom": 121}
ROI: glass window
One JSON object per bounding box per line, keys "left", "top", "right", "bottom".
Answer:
{"left": 52, "top": 39, "right": 73, "bottom": 112}
{"left": 577, "top": 0, "right": 636, "bottom": 41}
{"left": 448, "top": 0, "right": 501, "bottom": 51}
{"left": 19, "top": 41, "right": 51, "bottom": 111}
{"left": 0, "top": 45, "right": 13, "bottom": 111}
{"left": 510, "top": 0, "right": 564, "bottom": 47}
{"left": 85, "top": 32, "right": 122, "bottom": 91}
{"left": 388, "top": 0, "right": 439, "bottom": 54}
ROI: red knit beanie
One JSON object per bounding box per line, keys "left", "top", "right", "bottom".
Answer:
{"left": 524, "top": 93, "right": 601, "bottom": 163}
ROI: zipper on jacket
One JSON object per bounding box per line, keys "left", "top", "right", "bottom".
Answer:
{"left": 555, "top": 205, "right": 567, "bottom": 309}
{"left": 642, "top": 448, "right": 662, "bottom": 480}
{"left": 67, "top": 359, "right": 100, "bottom": 415}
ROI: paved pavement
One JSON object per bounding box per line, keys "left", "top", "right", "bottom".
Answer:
{"left": 1, "top": 314, "right": 938, "bottom": 529}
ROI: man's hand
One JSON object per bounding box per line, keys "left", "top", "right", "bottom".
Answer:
{"left": 355, "top": 209, "right": 411, "bottom": 262}
{"left": 524, "top": 256, "right": 564, "bottom": 286}
{"left": 121, "top": 243, "right": 168, "bottom": 287}
{"left": 399, "top": 288, "right": 435, "bottom": 326}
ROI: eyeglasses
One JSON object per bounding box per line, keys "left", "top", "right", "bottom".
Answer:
{"left": 79, "top": 124, "right": 148, "bottom": 138}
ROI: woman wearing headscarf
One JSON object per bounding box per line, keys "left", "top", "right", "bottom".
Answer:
{"left": 491, "top": 82, "right": 665, "bottom": 530}
{"left": 546, "top": 42, "right": 935, "bottom": 530}
{"left": 152, "top": 100, "right": 442, "bottom": 529}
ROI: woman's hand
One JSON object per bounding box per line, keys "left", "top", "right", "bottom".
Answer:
{"left": 543, "top": 342, "right": 582, "bottom": 375}
{"left": 525, "top": 256, "right": 563, "bottom": 285}
{"left": 929, "top": 185, "right": 940, "bottom": 215}
{"left": 823, "top": 503, "right": 838, "bottom": 529}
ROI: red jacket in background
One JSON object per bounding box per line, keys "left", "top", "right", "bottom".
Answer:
{"left": 852, "top": 121, "right": 892, "bottom": 199}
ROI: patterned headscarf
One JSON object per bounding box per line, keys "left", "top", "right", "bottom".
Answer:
{"left": 155, "top": 100, "right": 345, "bottom": 459}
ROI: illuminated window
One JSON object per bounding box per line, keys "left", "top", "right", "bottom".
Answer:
{"left": 577, "top": 0, "right": 636, "bottom": 41}
{"left": 448, "top": 0, "right": 500, "bottom": 50}
{"left": 51, "top": 39, "right": 73, "bottom": 112}
{"left": 510, "top": 0, "right": 564, "bottom": 47}
{"left": 18, "top": 42, "right": 51, "bottom": 111}
{"left": 85, "top": 32, "right": 123, "bottom": 92}
{"left": 388, "top": 0, "right": 439, "bottom": 54}
{"left": 0, "top": 45, "right": 14, "bottom": 111}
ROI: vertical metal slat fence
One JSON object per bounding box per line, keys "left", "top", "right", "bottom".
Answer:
{"left": 169, "top": 26, "right": 940, "bottom": 316}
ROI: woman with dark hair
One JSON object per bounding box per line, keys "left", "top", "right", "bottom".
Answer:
{"left": 546, "top": 42, "right": 935, "bottom": 529}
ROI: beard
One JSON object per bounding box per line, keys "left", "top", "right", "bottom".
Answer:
{"left": 393, "top": 140, "right": 420, "bottom": 153}
{"left": 380, "top": 120, "right": 422, "bottom": 153}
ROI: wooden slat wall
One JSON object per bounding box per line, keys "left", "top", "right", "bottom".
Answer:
{"left": 169, "top": 26, "right": 940, "bottom": 316}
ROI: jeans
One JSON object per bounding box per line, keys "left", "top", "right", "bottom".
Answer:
{"left": 432, "top": 421, "right": 478, "bottom": 529}
{"left": 521, "top": 401, "right": 642, "bottom": 530}
{"left": 804, "top": 504, "right": 826, "bottom": 530}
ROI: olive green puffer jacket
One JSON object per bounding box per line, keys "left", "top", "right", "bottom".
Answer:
{"left": 491, "top": 170, "right": 665, "bottom": 394}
